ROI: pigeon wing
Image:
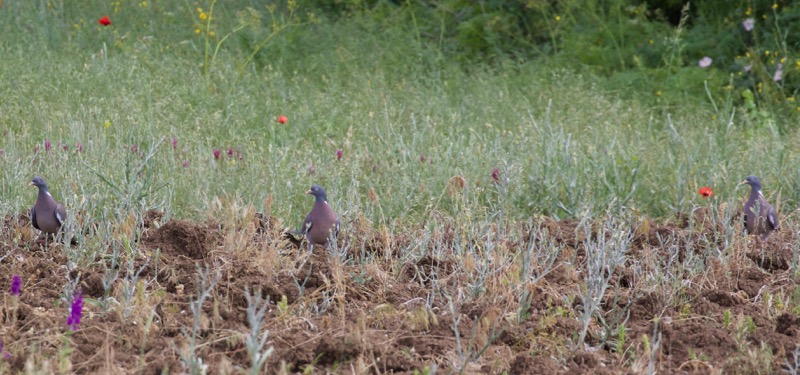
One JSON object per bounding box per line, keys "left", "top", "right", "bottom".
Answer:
{"left": 55, "top": 204, "right": 67, "bottom": 227}
{"left": 767, "top": 205, "right": 779, "bottom": 230}
{"left": 30, "top": 207, "right": 40, "bottom": 230}
{"left": 302, "top": 214, "right": 313, "bottom": 235}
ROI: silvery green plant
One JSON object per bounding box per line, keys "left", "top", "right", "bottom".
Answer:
{"left": 243, "top": 288, "right": 274, "bottom": 375}
{"left": 119, "top": 246, "right": 149, "bottom": 320}
{"left": 784, "top": 345, "right": 800, "bottom": 375}
{"left": 100, "top": 239, "right": 123, "bottom": 311}
{"left": 179, "top": 266, "right": 220, "bottom": 375}
{"left": 575, "top": 213, "right": 632, "bottom": 349}
{"left": 85, "top": 138, "right": 168, "bottom": 217}
{"left": 62, "top": 273, "right": 81, "bottom": 317}
{"left": 647, "top": 319, "right": 663, "bottom": 375}
{"left": 517, "top": 221, "right": 562, "bottom": 320}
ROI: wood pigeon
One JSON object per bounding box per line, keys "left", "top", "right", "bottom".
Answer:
{"left": 741, "top": 175, "right": 779, "bottom": 240}
{"left": 30, "top": 176, "right": 67, "bottom": 234}
{"left": 302, "top": 184, "right": 340, "bottom": 251}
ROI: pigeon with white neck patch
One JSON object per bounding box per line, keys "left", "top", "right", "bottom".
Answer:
{"left": 301, "top": 184, "right": 340, "bottom": 251}
{"left": 30, "top": 176, "right": 67, "bottom": 234}
{"left": 740, "top": 175, "right": 779, "bottom": 240}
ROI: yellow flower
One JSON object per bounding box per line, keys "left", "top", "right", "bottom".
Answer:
{"left": 649, "top": 39, "right": 654, "bottom": 45}
{"left": 199, "top": 12, "right": 207, "bottom": 21}
{"left": 140, "top": 1, "right": 147, "bottom": 7}
{"left": 656, "top": 90, "right": 662, "bottom": 97}
{"left": 195, "top": 28, "right": 201, "bottom": 34}
{"left": 788, "top": 97, "right": 796, "bottom": 102}
{"left": 104, "top": 120, "right": 112, "bottom": 129}
{"left": 765, "top": 50, "right": 770, "bottom": 56}
{"left": 197, "top": 7, "right": 203, "bottom": 13}
{"left": 555, "top": 15, "right": 561, "bottom": 21}
{"left": 208, "top": 31, "right": 215, "bottom": 38}
{"left": 780, "top": 57, "right": 786, "bottom": 64}
{"left": 746, "top": 7, "right": 752, "bottom": 16}
{"left": 772, "top": 3, "right": 778, "bottom": 10}
{"left": 746, "top": 52, "right": 751, "bottom": 58}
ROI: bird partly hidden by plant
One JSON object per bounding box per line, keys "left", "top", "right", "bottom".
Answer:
{"left": 301, "top": 184, "right": 340, "bottom": 252}
{"left": 30, "top": 176, "right": 67, "bottom": 236}
{"left": 740, "top": 175, "right": 779, "bottom": 240}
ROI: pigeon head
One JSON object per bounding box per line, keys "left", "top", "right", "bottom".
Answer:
{"left": 30, "top": 176, "right": 48, "bottom": 190}
{"left": 740, "top": 175, "right": 762, "bottom": 190}
{"left": 306, "top": 184, "right": 328, "bottom": 202}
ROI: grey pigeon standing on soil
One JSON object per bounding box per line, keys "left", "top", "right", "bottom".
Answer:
{"left": 30, "top": 176, "right": 67, "bottom": 235}
{"left": 302, "top": 184, "right": 340, "bottom": 251}
{"left": 741, "top": 175, "right": 779, "bottom": 240}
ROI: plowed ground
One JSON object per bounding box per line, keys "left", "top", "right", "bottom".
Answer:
{"left": 1, "top": 208, "right": 799, "bottom": 374}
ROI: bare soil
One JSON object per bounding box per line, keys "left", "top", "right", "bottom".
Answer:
{"left": 0, "top": 210, "right": 799, "bottom": 374}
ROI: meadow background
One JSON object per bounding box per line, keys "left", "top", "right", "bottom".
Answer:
{"left": 2, "top": 0, "right": 800, "bottom": 373}
{"left": 1, "top": 0, "right": 799, "bottom": 227}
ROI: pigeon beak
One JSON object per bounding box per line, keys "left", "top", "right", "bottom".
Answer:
{"left": 305, "top": 190, "right": 312, "bottom": 195}
{"left": 29, "top": 182, "right": 35, "bottom": 187}
{"left": 740, "top": 180, "right": 748, "bottom": 185}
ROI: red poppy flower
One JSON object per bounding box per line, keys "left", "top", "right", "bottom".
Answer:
{"left": 277, "top": 115, "right": 287, "bottom": 124}
{"left": 698, "top": 186, "right": 713, "bottom": 198}
{"left": 98, "top": 16, "right": 111, "bottom": 26}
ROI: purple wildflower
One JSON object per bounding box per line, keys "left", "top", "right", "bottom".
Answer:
{"left": 698, "top": 57, "right": 713, "bottom": 68}
{"left": 336, "top": 149, "right": 343, "bottom": 161}
{"left": 171, "top": 137, "right": 178, "bottom": 149}
{"left": 213, "top": 148, "right": 221, "bottom": 160}
{"left": 10, "top": 275, "right": 20, "bottom": 296}
{"left": 419, "top": 154, "right": 426, "bottom": 163}
{"left": 62, "top": 144, "right": 68, "bottom": 152}
{"left": 67, "top": 290, "right": 83, "bottom": 331}
{"left": 742, "top": 18, "right": 754, "bottom": 32}
{"left": 44, "top": 139, "right": 52, "bottom": 152}
{"left": 774, "top": 63, "right": 783, "bottom": 82}
{"left": 76, "top": 142, "right": 84, "bottom": 152}
{"left": 34, "top": 145, "right": 40, "bottom": 153}
{"left": 491, "top": 168, "right": 501, "bottom": 183}
{"left": 744, "top": 64, "right": 752, "bottom": 72}
{"left": 182, "top": 160, "right": 189, "bottom": 168}
{"left": 227, "top": 148, "right": 233, "bottom": 157}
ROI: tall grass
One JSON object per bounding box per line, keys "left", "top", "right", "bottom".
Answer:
{"left": 0, "top": 1, "right": 797, "bottom": 226}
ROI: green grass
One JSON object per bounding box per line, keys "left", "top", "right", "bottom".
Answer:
{"left": 1, "top": 0, "right": 798, "bottom": 229}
